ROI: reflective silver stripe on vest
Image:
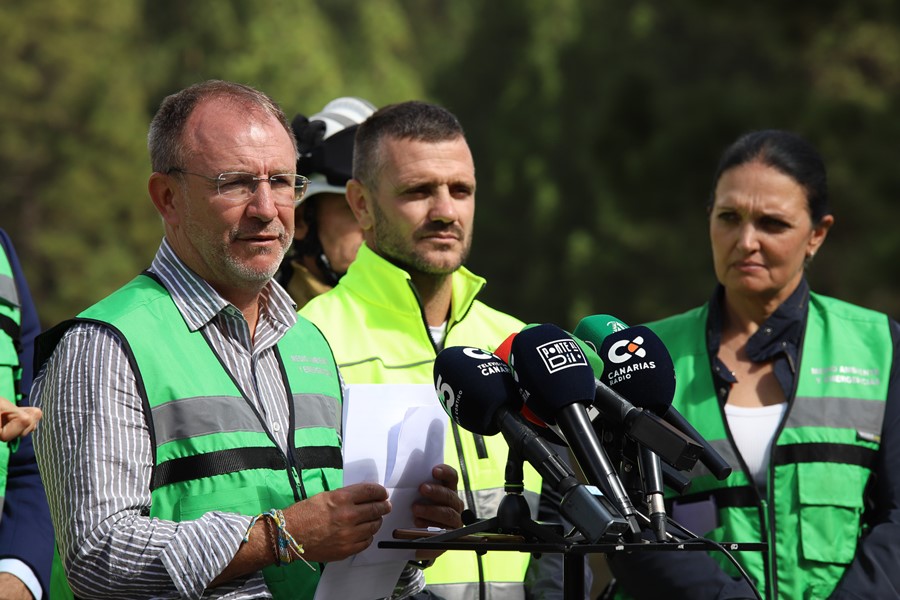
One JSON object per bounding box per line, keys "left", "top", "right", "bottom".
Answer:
{"left": 427, "top": 581, "right": 526, "bottom": 600}
{"left": 0, "top": 273, "right": 18, "bottom": 307}
{"left": 290, "top": 393, "right": 342, "bottom": 433}
{"left": 687, "top": 395, "right": 886, "bottom": 480}
{"left": 151, "top": 393, "right": 340, "bottom": 445}
{"left": 468, "top": 487, "right": 540, "bottom": 520}
{"left": 784, "top": 395, "right": 885, "bottom": 435}
{"left": 338, "top": 356, "right": 435, "bottom": 371}
{"left": 688, "top": 438, "right": 741, "bottom": 480}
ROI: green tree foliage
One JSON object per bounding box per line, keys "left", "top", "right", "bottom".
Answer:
{"left": 2, "top": 0, "right": 900, "bottom": 331}
{"left": 0, "top": 0, "right": 432, "bottom": 324}
{"left": 433, "top": 0, "right": 900, "bottom": 328}
{"left": 0, "top": 0, "right": 155, "bottom": 325}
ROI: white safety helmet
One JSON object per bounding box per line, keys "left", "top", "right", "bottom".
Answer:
{"left": 291, "top": 97, "right": 377, "bottom": 205}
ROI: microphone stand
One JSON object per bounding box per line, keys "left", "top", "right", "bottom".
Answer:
{"left": 425, "top": 447, "right": 568, "bottom": 546}
{"left": 383, "top": 438, "right": 764, "bottom": 600}
{"left": 418, "top": 447, "right": 588, "bottom": 599}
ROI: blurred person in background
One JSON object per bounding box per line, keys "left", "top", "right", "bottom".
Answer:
{"left": 607, "top": 130, "right": 900, "bottom": 599}
{"left": 276, "top": 97, "right": 375, "bottom": 308}
{"left": 0, "top": 228, "right": 53, "bottom": 600}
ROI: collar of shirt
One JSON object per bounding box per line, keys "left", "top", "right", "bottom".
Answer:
{"left": 149, "top": 238, "right": 298, "bottom": 335}
{"left": 706, "top": 279, "right": 808, "bottom": 399}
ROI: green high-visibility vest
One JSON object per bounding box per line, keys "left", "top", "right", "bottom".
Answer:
{"left": 44, "top": 274, "right": 342, "bottom": 599}
{"left": 0, "top": 243, "right": 22, "bottom": 522}
{"left": 649, "top": 292, "right": 890, "bottom": 600}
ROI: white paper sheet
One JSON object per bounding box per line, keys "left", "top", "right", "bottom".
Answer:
{"left": 313, "top": 383, "right": 446, "bottom": 600}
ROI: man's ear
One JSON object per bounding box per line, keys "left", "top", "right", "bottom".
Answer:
{"left": 346, "top": 179, "right": 374, "bottom": 231}
{"left": 149, "top": 172, "right": 181, "bottom": 226}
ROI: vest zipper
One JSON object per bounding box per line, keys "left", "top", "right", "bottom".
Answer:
{"left": 473, "top": 434, "right": 488, "bottom": 459}
{"left": 718, "top": 399, "right": 771, "bottom": 598}
{"left": 275, "top": 346, "right": 307, "bottom": 503}
{"left": 451, "top": 419, "right": 485, "bottom": 600}
{"left": 409, "top": 277, "right": 487, "bottom": 598}
{"left": 762, "top": 314, "right": 807, "bottom": 600}
{"left": 716, "top": 312, "right": 808, "bottom": 600}
{"left": 211, "top": 340, "right": 307, "bottom": 503}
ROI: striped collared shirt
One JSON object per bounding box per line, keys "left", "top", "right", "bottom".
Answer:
{"left": 33, "top": 239, "right": 308, "bottom": 599}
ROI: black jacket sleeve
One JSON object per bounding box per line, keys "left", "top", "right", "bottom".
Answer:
{"left": 0, "top": 229, "right": 54, "bottom": 596}
{"left": 827, "top": 318, "right": 900, "bottom": 599}
{"left": 607, "top": 543, "right": 757, "bottom": 600}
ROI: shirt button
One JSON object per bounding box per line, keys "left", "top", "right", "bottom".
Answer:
{"left": 273, "top": 422, "right": 282, "bottom": 432}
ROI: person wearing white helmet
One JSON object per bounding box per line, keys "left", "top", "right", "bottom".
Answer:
{"left": 277, "top": 97, "right": 376, "bottom": 308}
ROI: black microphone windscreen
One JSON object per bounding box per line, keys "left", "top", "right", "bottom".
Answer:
{"left": 433, "top": 346, "right": 521, "bottom": 435}
{"left": 598, "top": 325, "right": 676, "bottom": 415}
{"left": 509, "top": 324, "right": 597, "bottom": 425}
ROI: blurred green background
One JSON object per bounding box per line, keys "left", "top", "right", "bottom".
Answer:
{"left": 3, "top": 0, "right": 900, "bottom": 330}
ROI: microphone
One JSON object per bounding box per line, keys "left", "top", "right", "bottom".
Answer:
{"left": 575, "top": 317, "right": 702, "bottom": 471}
{"left": 573, "top": 314, "right": 629, "bottom": 355}
{"left": 492, "top": 331, "right": 517, "bottom": 364}
{"left": 508, "top": 324, "right": 642, "bottom": 537}
{"left": 433, "top": 346, "right": 629, "bottom": 542}
{"left": 585, "top": 365, "right": 703, "bottom": 471}
{"left": 505, "top": 328, "right": 689, "bottom": 490}
{"left": 595, "top": 325, "right": 733, "bottom": 481}
{"left": 574, "top": 316, "right": 670, "bottom": 539}
{"left": 494, "top": 332, "right": 567, "bottom": 444}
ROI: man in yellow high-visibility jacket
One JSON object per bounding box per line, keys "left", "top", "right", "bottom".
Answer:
{"left": 302, "top": 100, "right": 589, "bottom": 600}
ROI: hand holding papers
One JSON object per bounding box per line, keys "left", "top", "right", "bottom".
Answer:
{"left": 314, "top": 384, "right": 448, "bottom": 600}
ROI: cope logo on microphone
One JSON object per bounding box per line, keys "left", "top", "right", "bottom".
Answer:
{"left": 608, "top": 320, "right": 627, "bottom": 333}
{"left": 607, "top": 335, "right": 647, "bottom": 364}
{"left": 536, "top": 338, "right": 588, "bottom": 373}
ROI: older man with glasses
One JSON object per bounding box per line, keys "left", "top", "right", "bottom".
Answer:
{"left": 32, "top": 80, "right": 463, "bottom": 600}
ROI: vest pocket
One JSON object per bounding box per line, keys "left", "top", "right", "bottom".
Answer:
{"left": 797, "top": 462, "right": 866, "bottom": 564}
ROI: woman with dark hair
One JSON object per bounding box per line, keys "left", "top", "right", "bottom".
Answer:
{"left": 608, "top": 130, "right": 900, "bottom": 599}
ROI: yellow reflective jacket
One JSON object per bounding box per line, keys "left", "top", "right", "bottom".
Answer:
{"left": 302, "top": 244, "right": 540, "bottom": 600}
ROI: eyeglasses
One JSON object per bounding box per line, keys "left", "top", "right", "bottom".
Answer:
{"left": 167, "top": 168, "right": 309, "bottom": 204}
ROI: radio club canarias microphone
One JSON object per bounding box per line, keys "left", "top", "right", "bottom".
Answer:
{"left": 595, "top": 324, "right": 733, "bottom": 481}
{"left": 564, "top": 340, "right": 704, "bottom": 471}
{"left": 508, "top": 324, "right": 642, "bottom": 537}
{"left": 574, "top": 315, "right": 670, "bottom": 540}
{"left": 433, "top": 345, "right": 629, "bottom": 542}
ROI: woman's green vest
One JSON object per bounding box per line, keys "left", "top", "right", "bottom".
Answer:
{"left": 650, "top": 292, "right": 890, "bottom": 600}
{"left": 0, "top": 244, "right": 22, "bottom": 521}
{"left": 51, "top": 274, "right": 343, "bottom": 599}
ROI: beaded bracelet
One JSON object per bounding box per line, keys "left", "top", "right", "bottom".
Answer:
{"left": 244, "top": 508, "right": 315, "bottom": 571}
